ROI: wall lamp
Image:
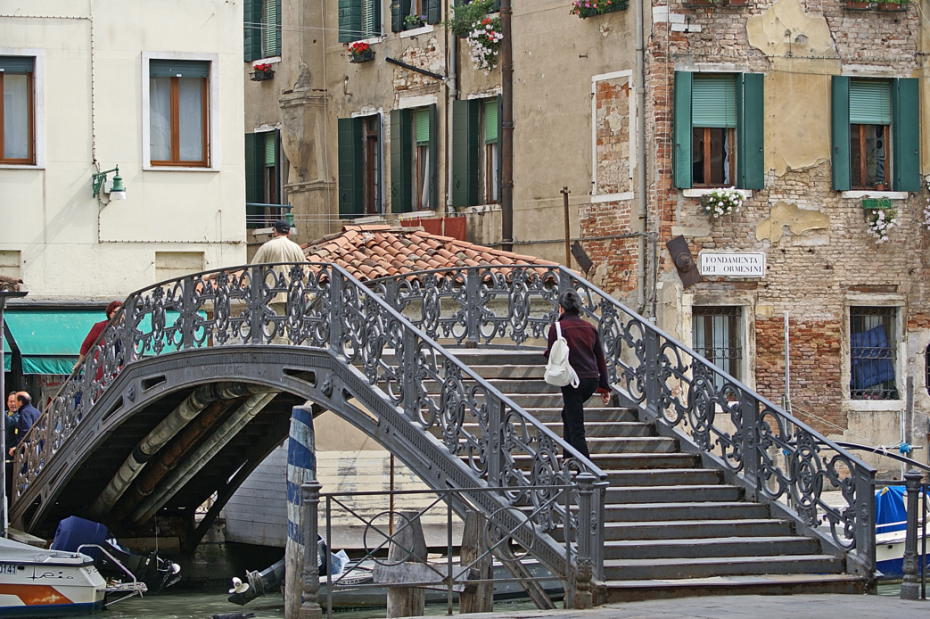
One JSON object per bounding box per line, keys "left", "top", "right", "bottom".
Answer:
{"left": 92, "top": 166, "right": 127, "bottom": 201}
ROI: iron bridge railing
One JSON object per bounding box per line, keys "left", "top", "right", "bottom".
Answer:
{"left": 11, "top": 261, "right": 606, "bottom": 599}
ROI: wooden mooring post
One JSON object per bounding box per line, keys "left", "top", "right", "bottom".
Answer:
{"left": 459, "top": 511, "right": 493, "bottom": 613}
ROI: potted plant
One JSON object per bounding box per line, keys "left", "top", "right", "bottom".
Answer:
{"left": 251, "top": 63, "right": 274, "bottom": 81}
{"left": 404, "top": 13, "right": 426, "bottom": 28}
{"left": 843, "top": 0, "right": 874, "bottom": 9}
{"left": 348, "top": 41, "right": 375, "bottom": 63}
{"left": 726, "top": 0, "right": 750, "bottom": 7}
{"left": 447, "top": 0, "right": 504, "bottom": 72}
{"left": 700, "top": 187, "right": 744, "bottom": 217}
{"left": 569, "top": 0, "right": 627, "bottom": 17}
{"left": 876, "top": 0, "right": 906, "bottom": 11}
{"left": 866, "top": 208, "right": 896, "bottom": 244}
{"left": 683, "top": 0, "right": 718, "bottom": 8}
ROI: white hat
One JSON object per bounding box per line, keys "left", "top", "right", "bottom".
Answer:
{"left": 228, "top": 577, "right": 250, "bottom": 595}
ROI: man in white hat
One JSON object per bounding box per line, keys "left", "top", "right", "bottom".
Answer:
{"left": 251, "top": 220, "right": 306, "bottom": 344}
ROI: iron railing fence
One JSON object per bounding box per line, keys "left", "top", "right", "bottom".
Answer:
{"left": 307, "top": 484, "right": 581, "bottom": 617}
{"left": 372, "top": 264, "right": 877, "bottom": 576}
{"left": 10, "top": 261, "right": 606, "bottom": 595}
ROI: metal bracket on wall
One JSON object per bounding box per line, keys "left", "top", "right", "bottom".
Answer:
{"left": 384, "top": 56, "right": 446, "bottom": 81}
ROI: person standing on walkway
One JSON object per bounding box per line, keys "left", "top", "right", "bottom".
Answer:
{"left": 251, "top": 220, "right": 307, "bottom": 344}
{"left": 544, "top": 291, "right": 611, "bottom": 460}
{"left": 5, "top": 391, "right": 19, "bottom": 452}
{"left": 8, "top": 392, "right": 39, "bottom": 457}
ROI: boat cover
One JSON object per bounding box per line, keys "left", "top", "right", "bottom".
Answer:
{"left": 875, "top": 485, "right": 908, "bottom": 534}
{"left": 0, "top": 535, "right": 92, "bottom": 565}
{"left": 51, "top": 515, "right": 109, "bottom": 560}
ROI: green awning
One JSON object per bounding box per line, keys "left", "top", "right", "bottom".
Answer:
{"left": 5, "top": 311, "right": 104, "bottom": 375}
{"left": 3, "top": 332, "right": 10, "bottom": 372}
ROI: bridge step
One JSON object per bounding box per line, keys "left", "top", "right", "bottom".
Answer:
{"left": 601, "top": 573, "right": 866, "bottom": 602}
{"left": 449, "top": 421, "right": 653, "bottom": 438}
{"left": 602, "top": 468, "right": 722, "bottom": 486}
{"left": 607, "top": 484, "right": 744, "bottom": 504}
{"left": 602, "top": 554, "right": 846, "bottom": 581}
{"left": 602, "top": 536, "right": 822, "bottom": 560}
{"left": 522, "top": 408, "right": 639, "bottom": 423}
{"left": 603, "top": 519, "right": 795, "bottom": 540}
{"left": 604, "top": 501, "right": 772, "bottom": 522}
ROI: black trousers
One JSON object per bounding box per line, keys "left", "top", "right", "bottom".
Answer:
{"left": 560, "top": 377, "right": 598, "bottom": 460}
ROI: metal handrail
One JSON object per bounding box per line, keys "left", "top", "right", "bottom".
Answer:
{"left": 11, "top": 261, "right": 605, "bottom": 589}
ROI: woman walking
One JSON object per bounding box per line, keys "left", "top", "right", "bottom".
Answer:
{"left": 544, "top": 291, "right": 611, "bottom": 460}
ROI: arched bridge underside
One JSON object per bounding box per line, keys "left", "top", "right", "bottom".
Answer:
{"left": 10, "top": 262, "right": 879, "bottom": 589}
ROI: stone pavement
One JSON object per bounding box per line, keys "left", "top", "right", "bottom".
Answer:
{"left": 456, "top": 595, "right": 930, "bottom": 619}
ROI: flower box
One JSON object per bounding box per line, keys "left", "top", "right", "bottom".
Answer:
{"left": 250, "top": 69, "right": 274, "bottom": 81}
{"left": 876, "top": 2, "right": 907, "bottom": 10}
{"left": 725, "top": 0, "right": 750, "bottom": 6}
{"left": 862, "top": 198, "right": 893, "bottom": 210}
{"left": 570, "top": 0, "right": 628, "bottom": 18}
{"left": 350, "top": 49, "right": 375, "bottom": 63}
{"left": 843, "top": 1, "right": 873, "bottom": 8}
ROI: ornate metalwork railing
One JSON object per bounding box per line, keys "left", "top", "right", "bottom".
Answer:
{"left": 11, "top": 262, "right": 606, "bottom": 592}
{"left": 374, "top": 264, "right": 877, "bottom": 576}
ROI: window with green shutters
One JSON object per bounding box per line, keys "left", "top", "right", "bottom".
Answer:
{"left": 391, "top": 106, "right": 437, "bottom": 212}
{"left": 246, "top": 130, "right": 286, "bottom": 229}
{"left": 338, "top": 115, "right": 383, "bottom": 216}
{"left": 452, "top": 97, "right": 500, "bottom": 207}
{"left": 673, "top": 71, "right": 764, "bottom": 190}
{"left": 391, "top": 0, "right": 442, "bottom": 32}
{"left": 262, "top": 0, "right": 282, "bottom": 58}
{"left": 831, "top": 76, "right": 919, "bottom": 192}
{"left": 340, "top": 0, "right": 380, "bottom": 42}
{"left": 244, "top": 0, "right": 264, "bottom": 61}
{"left": 484, "top": 98, "right": 500, "bottom": 203}
{"left": 0, "top": 56, "right": 35, "bottom": 164}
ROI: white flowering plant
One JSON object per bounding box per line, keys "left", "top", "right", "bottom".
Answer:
{"left": 867, "top": 208, "right": 896, "bottom": 244}
{"left": 466, "top": 16, "right": 503, "bottom": 73}
{"left": 700, "top": 187, "right": 744, "bottom": 218}
{"left": 922, "top": 180, "right": 930, "bottom": 229}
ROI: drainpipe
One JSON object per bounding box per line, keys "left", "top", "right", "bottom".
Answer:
{"left": 635, "top": 0, "right": 649, "bottom": 316}
{"left": 500, "top": 0, "right": 514, "bottom": 252}
{"left": 130, "top": 390, "right": 278, "bottom": 524}
{"left": 446, "top": 0, "right": 458, "bottom": 216}
{"left": 88, "top": 382, "right": 267, "bottom": 519}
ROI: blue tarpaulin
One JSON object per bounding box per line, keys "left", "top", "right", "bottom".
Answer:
{"left": 850, "top": 325, "right": 895, "bottom": 390}
{"left": 875, "top": 485, "right": 908, "bottom": 534}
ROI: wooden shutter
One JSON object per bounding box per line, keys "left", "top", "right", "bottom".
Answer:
{"left": 892, "top": 78, "right": 920, "bottom": 192}
{"left": 452, "top": 99, "right": 480, "bottom": 207}
{"left": 361, "top": 0, "right": 381, "bottom": 37}
{"left": 245, "top": 133, "right": 265, "bottom": 227}
{"left": 391, "top": 109, "right": 413, "bottom": 212}
{"left": 263, "top": 0, "right": 282, "bottom": 57}
{"left": 339, "top": 0, "right": 362, "bottom": 42}
{"left": 850, "top": 81, "right": 892, "bottom": 125}
{"left": 0, "top": 57, "right": 33, "bottom": 73}
{"left": 496, "top": 95, "right": 503, "bottom": 195}
{"left": 338, "top": 118, "right": 365, "bottom": 216}
{"left": 673, "top": 71, "right": 693, "bottom": 190}
{"left": 428, "top": 104, "right": 439, "bottom": 209}
{"left": 391, "top": 0, "right": 404, "bottom": 32}
{"left": 427, "top": 0, "right": 441, "bottom": 25}
{"left": 737, "top": 73, "right": 764, "bottom": 190}
{"left": 831, "top": 76, "right": 851, "bottom": 191}
{"left": 692, "top": 75, "right": 737, "bottom": 128}
{"left": 244, "top": 0, "right": 264, "bottom": 62}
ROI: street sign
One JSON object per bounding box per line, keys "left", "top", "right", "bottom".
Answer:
{"left": 699, "top": 252, "right": 766, "bottom": 277}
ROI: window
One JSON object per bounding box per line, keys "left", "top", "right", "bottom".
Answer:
{"left": 673, "top": 72, "right": 764, "bottom": 190}
{"left": 0, "top": 56, "right": 34, "bottom": 165}
{"left": 692, "top": 306, "right": 743, "bottom": 382}
{"left": 391, "top": 0, "right": 441, "bottom": 32}
{"left": 245, "top": 0, "right": 281, "bottom": 60}
{"left": 338, "top": 115, "right": 383, "bottom": 217}
{"left": 390, "top": 106, "right": 437, "bottom": 213}
{"left": 149, "top": 60, "right": 209, "bottom": 167}
{"left": 850, "top": 306, "right": 898, "bottom": 400}
{"left": 452, "top": 97, "right": 501, "bottom": 207}
{"left": 339, "top": 0, "right": 382, "bottom": 42}
{"left": 246, "top": 130, "right": 289, "bottom": 228}
{"left": 831, "top": 77, "right": 919, "bottom": 192}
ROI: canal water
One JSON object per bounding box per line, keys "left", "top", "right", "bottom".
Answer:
{"left": 105, "top": 588, "right": 540, "bottom": 619}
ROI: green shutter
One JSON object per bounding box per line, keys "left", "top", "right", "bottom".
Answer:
{"left": 391, "top": 109, "right": 413, "bottom": 212}
{"left": 831, "top": 76, "right": 851, "bottom": 191}
{"left": 492, "top": 0, "right": 501, "bottom": 10}
{"left": 264, "top": 131, "right": 277, "bottom": 167}
{"left": 496, "top": 95, "right": 502, "bottom": 197}
{"left": 262, "top": 0, "right": 282, "bottom": 57}
{"left": 485, "top": 99, "right": 499, "bottom": 144}
{"left": 415, "top": 109, "right": 431, "bottom": 145}
{"left": 0, "top": 56, "right": 33, "bottom": 73}
{"left": 427, "top": 0, "right": 441, "bottom": 25}
{"left": 692, "top": 75, "right": 737, "bottom": 129}
{"left": 737, "top": 73, "right": 764, "bottom": 190}
{"left": 362, "top": 0, "right": 381, "bottom": 37}
{"left": 892, "top": 78, "right": 920, "bottom": 192}
{"left": 673, "top": 71, "right": 693, "bottom": 190}
{"left": 391, "top": 0, "right": 404, "bottom": 32}
{"left": 339, "top": 0, "right": 362, "bottom": 42}
{"left": 452, "top": 99, "right": 480, "bottom": 207}
{"left": 338, "top": 118, "right": 365, "bottom": 216}
{"left": 244, "top": 0, "right": 264, "bottom": 62}
{"left": 428, "top": 104, "right": 439, "bottom": 209}
{"left": 245, "top": 133, "right": 265, "bottom": 228}
{"left": 850, "top": 81, "right": 891, "bottom": 125}
{"left": 150, "top": 60, "right": 210, "bottom": 78}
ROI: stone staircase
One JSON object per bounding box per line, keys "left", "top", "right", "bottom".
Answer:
{"left": 446, "top": 349, "right": 867, "bottom": 602}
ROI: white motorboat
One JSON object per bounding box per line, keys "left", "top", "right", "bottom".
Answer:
{"left": 0, "top": 536, "right": 106, "bottom": 617}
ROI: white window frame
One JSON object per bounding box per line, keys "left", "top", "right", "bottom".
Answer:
{"left": 0, "top": 48, "right": 45, "bottom": 169}
{"left": 844, "top": 294, "right": 905, "bottom": 410}
{"left": 142, "top": 52, "right": 219, "bottom": 171}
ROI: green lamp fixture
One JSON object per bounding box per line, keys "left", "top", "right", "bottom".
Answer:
{"left": 92, "top": 166, "right": 127, "bottom": 201}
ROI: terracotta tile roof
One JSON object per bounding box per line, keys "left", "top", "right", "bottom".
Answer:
{"left": 302, "top": 225, "right": 558, "bottom": 282}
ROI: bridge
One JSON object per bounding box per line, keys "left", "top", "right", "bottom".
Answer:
{"left": 9, "top": 261, "right": 876, "bottom": 605}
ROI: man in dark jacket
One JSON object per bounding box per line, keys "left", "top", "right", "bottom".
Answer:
{"left": 8, "top": 392, "right": 39, "bottom": 457}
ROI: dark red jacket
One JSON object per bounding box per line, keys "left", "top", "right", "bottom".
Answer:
{"left": 544, "top": 313, "right": 610, "bottom": 393}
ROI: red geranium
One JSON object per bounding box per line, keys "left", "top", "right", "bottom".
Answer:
{"left": 348, "top": 41, "right": 370, "bottom": 55}
{"left": 254, "top": 63, "right": 273, "bottom": 73}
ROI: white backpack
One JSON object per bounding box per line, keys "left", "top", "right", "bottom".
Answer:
{"left": 545, "top": 322, "right": 580, "bottom": 388}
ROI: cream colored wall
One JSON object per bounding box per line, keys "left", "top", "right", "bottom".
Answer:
{"left": 0, "top": 1, "right": 246, "bottom": 301}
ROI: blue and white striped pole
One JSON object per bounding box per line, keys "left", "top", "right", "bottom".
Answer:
{"left": 285, "top": 405, "right": 316, "bottom": 619}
